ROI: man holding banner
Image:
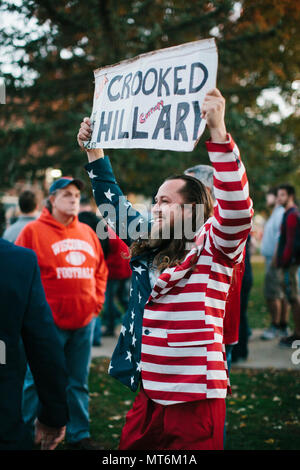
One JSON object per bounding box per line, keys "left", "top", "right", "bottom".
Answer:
{"left": 77, "top": 83, "right": 253, "bottom": 449}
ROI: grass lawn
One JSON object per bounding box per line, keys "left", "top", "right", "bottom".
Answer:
{"left": 247, "top": 260, "right": 269, "bottom": 330}
{"left": 60, "top": 261, "right": 300, "bottom": 451}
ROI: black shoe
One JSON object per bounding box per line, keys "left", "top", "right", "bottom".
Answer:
{"left": 231, "top": 355, "right": 248, "bottom": 364}
{"left": 67, "top": 438, "right": 104, "bottom": 450}
{"left": 279, "top": 334, "right": 300, "bottom": 348}
{"left": 102, "top": 329, "right": 115, "bottom": 337}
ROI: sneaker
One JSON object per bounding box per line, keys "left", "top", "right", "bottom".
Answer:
{"left": 231, "top": 356, "right": 247, "bottom": 365}
{"left": 278, "top": 326, "right": 289, "bottom": 338}
{"left": 279, "top": 334, "right": 300, "bottom": 348}
{"left": 261, "top": 325, "right": 279, "bottom": 340}
{"left": 67, "top": 438, "right": 104, "bottom": 451}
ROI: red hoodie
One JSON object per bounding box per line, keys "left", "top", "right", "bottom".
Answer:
{"left": 106, "top": 226, "right": 132, "bottom": 280}
{"left": 16, "top": 207, "right": 108, "bottom": 330}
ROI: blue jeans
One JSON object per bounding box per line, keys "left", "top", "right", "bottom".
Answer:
{"left": 92, "top": 316, "right": 102, "bottom": 345}
{"left": 93, "top": 279, "right": 129, "bottom": 342}
{"left": 225, "top": 344, "right": 234, "bottom": 375}
{"left": 22, "top": 320, "right": 94, "bottom": 443}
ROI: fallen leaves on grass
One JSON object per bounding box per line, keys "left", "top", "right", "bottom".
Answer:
{"left": 264, "top": 439, "right": 275, "bottom": 444}
{"left": 109, "top": 415, "right": 123, "bottom": 421}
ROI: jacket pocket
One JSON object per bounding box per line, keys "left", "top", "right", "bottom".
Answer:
{"left": 167, "top": 328, "right": 215, "bottom": 347}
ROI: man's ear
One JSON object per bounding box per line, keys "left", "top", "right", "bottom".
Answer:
{"left": 188, "top": 201, "right": 196, "bottom": 216}
{"left": 181, "top": 202, "right": 194, "bottom": 221}
{"left": 49, "top": 194, "right": 56, "bottom": 207}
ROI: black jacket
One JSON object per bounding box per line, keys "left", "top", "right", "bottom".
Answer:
{"left": 0, "top": 239, "right": 68, "bottom": 450}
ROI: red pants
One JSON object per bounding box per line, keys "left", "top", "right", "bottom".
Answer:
{"left": 119, "top": 387, "right": 225, "bottom": 450}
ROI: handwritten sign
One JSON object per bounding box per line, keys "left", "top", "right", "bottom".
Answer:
{"left": 84, "top": 38, "right": 218, "bottom": 152}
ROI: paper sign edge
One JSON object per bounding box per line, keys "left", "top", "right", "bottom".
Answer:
{"left": 93, "top": 37, "right": 217, "bottom": 77}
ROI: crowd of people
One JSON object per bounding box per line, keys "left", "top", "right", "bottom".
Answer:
{"left": 0, "top": 88, "right": 299, "bottom": 451}
{"left": 260, "top": 185, "right": 300, "bottom": 347}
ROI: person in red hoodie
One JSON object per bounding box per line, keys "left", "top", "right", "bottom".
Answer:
{"left": 95, "top": 226, "right": 132, "bottom": 340}
{"left": 16, "top": 177, "right": 108, "bottom": 450}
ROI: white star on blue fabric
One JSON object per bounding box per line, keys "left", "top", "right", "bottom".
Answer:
{"left": 88, "top": 169, "right": 98, "bottom": 179}
{"left": 133, "top": 266, "right": 146, "bottom": 275}
{"left": 131, "top": 310, "right": 135, "bottom": 320}
{"left": 136, "top": 362, "right": 142, "bottom": 372}
{"left": 125, "top": 351, "right": 132, "bottom": 362}
{"left": 108, "top": 362, "right": 113, "bottom": 373}
{"left": 131, "top": 376, "right": 135, "bottom": 385}
{"left": 138, "top": 292, "right": 142, "bottom": 303}
{"left": 132, "top": 334, "right": 137, "bottom": 347}
{"left": 121, "top": 325, "right": 126, "bottom": 336}
{"left": 129, "top": 322, "right": 134, "bottom": 334}
{"left": 104, "top": 188, "right": 115, "bottom": 201}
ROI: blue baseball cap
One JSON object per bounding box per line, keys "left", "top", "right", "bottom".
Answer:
{"left": 49, "top": 177, "right": 84, "bottom": 194}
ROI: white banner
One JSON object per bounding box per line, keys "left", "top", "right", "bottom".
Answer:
{"left": 84, "top": 38, "right": 218, "bottom": 152}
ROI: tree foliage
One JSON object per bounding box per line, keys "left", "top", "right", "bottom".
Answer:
{"left": 0, "top": 0, "right": 299, "bottom": 208}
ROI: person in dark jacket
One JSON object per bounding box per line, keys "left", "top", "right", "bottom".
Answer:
{"left": 231, "top": 235, "right": 253, "bottom": 363}
{"left": 276, "top": 184, "right": 300, "bottom": 348}
{"left": 0, "top": 238, "right": 69, "bottom": 450}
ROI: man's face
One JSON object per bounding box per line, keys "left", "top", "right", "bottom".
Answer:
{"left": 277, "top": 189, "right": 289, "bottom": 208}
{"left": 266, "top": 193, "right": 276, "bottom": 208}
{"left": 151, "top": 179, "right": 192, "bottom": 240}
{"left": 51, "top": 184, "right": 81, "bottom": 218}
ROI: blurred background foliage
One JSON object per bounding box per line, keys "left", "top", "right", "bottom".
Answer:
{"left": 0, "top": 0, "right": 299, "bottom": 208}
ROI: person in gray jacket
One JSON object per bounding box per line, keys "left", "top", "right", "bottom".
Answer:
{"left": 2, "top": 190, "right": 38, "bottom": 243}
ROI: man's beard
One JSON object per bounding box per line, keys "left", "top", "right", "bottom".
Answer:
{"left": 148, "top": 220, "right": 175, "bottom": 249}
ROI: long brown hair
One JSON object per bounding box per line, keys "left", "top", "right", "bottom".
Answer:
{"left": 130, "top": 174, "right": 214, "bottom": 272}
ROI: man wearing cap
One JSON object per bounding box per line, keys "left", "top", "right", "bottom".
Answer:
{"left": 15, "top": 177, "right": 108, "bottom": 450}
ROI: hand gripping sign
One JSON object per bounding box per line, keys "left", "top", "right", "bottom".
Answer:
{"left": 84, "top": 38, "right": 218, "bottom": 152}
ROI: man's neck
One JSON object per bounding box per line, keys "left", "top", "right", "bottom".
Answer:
{"left": 285, "top": 200, "right": 295, "bottom": 212}
{"left": 52, "top": 209, "right": 75, "bottom": 226}
{"left": 21, "top": 211, "right": 37, "bottom": 218}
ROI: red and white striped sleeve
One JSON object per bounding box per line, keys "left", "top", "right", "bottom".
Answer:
{"left": 206, "top": 134, "right": 253, "bottom": 263}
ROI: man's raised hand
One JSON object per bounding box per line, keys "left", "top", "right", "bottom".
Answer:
{"left": 201, "top": 88, "right": 227, "bottom": 143}
{"left": 77, "top": 117, "right": 104, "bottom": 162}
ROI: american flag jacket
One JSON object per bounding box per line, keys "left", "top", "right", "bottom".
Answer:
{"left": 85, "top": 135, "right": 253, "bottom": 405}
